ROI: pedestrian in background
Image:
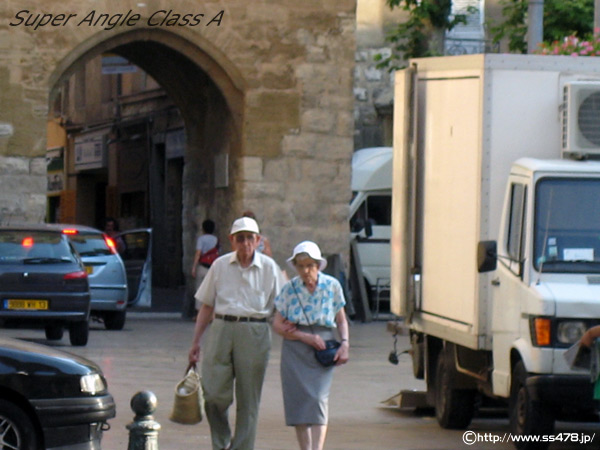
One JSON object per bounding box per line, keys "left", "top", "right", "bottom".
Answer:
{"left": 190, "top": 219, "right": 219, "bottom": 294}
{"left": 242, "top": 210, "right": 273, "bottom": 257}
{"left": 104, "top": 217, "right": 125, "bottom": 254}
{"left": 273, "top": 240, "right": 349, "bottom": 450}
{"left": 188, "top": 216, "right": 285, "bottom": 450}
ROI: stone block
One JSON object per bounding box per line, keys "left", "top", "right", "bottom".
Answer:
{"left": 241, "top": 156, "right": 263, "bottom": 181}
{"left": 354, "top": 87, "right": 368, "bottom": 101}
{"left": 30, "top": 157, "right": 46, "bottom": 176}
{"left": 242, "top": 181, "right": 286, "bottom": 200}
{"left": 364, "top": 65, "right": 383, "bottom": 82}
{"left": 263, "top": 157, "right": 290, "bottom": 183}
{"left": 301, "top": 109, "right": 335, "bottom": 134}
{"left": 0, "top": 156, "right": 29, "bottom": 175}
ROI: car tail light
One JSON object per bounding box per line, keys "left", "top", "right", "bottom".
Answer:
{"left": 22, "top": 237, "right": 34, "bottom": 247}
{"left": 64, "top": 271, "right": 88, "bottom": 280}
{"left": 104, "top": 236, "right": 117, "bottom": 254}
{"left": 62, "top": 228, "right": 79, "bottom": 235}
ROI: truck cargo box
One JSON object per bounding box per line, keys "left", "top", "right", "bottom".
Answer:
{"left": 391, "top": 54, "right": 600, "bottom": 350}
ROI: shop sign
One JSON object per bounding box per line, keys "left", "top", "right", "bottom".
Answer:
{"left": 75, "top": 131, "right": 108, "bottom": 170}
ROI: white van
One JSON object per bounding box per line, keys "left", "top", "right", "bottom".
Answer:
{"left": 349, "top": 147, "right": 392, "bottom": 299}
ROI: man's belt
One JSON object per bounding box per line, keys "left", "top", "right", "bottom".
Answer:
{"left": 215, "top": 314, "right": 267, "bottom": 323}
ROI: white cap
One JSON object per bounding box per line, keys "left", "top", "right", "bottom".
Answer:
{"left": 230, "top": 217, "right": 260, "bottom": 235}
{"left": 287, "top": 240, "right": 327, "bottom": 271}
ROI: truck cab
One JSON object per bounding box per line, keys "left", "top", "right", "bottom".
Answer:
{"left": 483, "top": 158, "right": 600, "bottom": 435}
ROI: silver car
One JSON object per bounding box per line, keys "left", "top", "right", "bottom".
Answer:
{"left": 63, "top": 225, "right": 128, "bottom": 330}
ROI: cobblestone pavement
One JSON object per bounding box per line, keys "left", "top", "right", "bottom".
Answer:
{"left": 2, "top": 315, "right": 598, "bottom": 449}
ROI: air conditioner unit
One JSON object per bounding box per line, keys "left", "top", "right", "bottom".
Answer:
{"left": 562, "top": 81, "right": 600, "bottom": 157}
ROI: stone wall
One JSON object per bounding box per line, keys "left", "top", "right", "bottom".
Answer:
{"left": 353, "top": 0, "right": 404, "bottom": 150}
{"left": 0, "top": 0, "right": 357, "bottom": 264}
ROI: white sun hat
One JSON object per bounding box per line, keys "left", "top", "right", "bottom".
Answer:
{"left": 286, "top": 240, "right": 327, "bottom": 271}
{"left": 230, "top": 217, "right": 260, "bottom": 235}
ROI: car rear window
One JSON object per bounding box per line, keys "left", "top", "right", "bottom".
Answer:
{"left": 69, "top": 232, "right": 113, "bottom": 257}
{"left": 0, "top": 231, "right": 77, "bottom": 264}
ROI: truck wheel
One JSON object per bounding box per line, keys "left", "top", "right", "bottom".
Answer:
{"left": 44, "top": 324, "right": 64, "bottom": 341}
{"left": 411, "top": 333, "right": 425, "bottom": 379}
{"left": 434, "top": 351, "right": 474, "bottom": 429}
{"left": 509, "top": 361, "right": 554, "bottom": 449}
{"left": 104, "top": 311, "right": 126, "bottom": 330}
{"left": 0, "top": 399, "right": 40, "bottom": 450}
{"left": 69, "top": 321, "right": 89, "bottom": 346}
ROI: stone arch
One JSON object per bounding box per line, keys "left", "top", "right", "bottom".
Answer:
{"left": 48, "top": 27, "right": 246, "bottom": 314}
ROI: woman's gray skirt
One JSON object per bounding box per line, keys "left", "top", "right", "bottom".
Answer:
{"left": 280, "top": 325, "right": 336, "bottom": 426}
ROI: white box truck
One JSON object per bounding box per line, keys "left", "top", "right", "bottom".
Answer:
{"left": 350, "top": 147, "right": 392, "bottom": 305}
{"left": 391, "top": 53, "right": 600, "bottom": 445}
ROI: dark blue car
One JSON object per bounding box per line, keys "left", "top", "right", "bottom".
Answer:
{"left": 0, "top": 336, "right": 115, "bottom": 449}
{"left": 0, "top": 225, "right": 91, "bottom": 346}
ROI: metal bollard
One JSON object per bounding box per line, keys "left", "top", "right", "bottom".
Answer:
{"left": 127, "top": 391, "right": 161, "bottom": 450}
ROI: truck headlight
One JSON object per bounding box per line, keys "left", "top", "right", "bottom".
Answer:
{"left": 556, "top": 321, "right": 586, "bottom": 344}
{"left": 80, "top": 373, "right": 105, "bottom": 395}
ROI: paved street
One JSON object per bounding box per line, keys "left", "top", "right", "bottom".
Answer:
{"left": 2, "top": 315, "right": 599, "bottom": 449}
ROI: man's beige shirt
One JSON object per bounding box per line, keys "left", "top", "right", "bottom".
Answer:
{"left": 194, "top": 251, "right": 285, "bottom": 318}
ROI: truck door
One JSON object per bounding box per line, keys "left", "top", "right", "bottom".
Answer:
{"left": 491, "top": 181, "right": 529, "bottom": 396}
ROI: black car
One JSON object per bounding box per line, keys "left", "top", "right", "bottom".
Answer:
{"left": 0, "top": 225, "right": 91, "bottom": 346}
{"left": 0, "top": 336, "right": 115, "bottom": 449}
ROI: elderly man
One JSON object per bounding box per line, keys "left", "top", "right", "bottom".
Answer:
{"left": 189, "top": 216, "right": 284, "bottom": 450}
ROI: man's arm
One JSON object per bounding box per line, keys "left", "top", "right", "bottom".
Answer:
{"left": 189, "top": 303, "right": 215, "bottom": 364}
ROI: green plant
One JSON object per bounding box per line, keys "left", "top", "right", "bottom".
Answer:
{"left": 487, "top": 0, "right": 593, "bottom": 53}
{"left": 375, "top": 0, "right": 474, "bottom": 70}
{"left": 488, "top": 0, "right": 528, "bottom": 53}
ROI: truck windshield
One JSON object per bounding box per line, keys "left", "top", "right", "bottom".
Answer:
{"left": 534, "top": 177, "right": 600, "bottom": 273}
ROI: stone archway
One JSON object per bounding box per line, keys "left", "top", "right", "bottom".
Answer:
{"left": 49, "top": 28, "right": 246, "bottom": 314}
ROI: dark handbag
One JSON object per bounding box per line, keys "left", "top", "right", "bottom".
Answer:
{"left": 293, "top": 284, "right": 341, "bottom": 367}
{"left": 314, "top": 339, "right": 342, "bottom": 367}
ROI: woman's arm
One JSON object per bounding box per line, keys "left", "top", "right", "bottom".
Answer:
{"left": 273, "top": 311, "right": 325, "bottom": 349}
{"left": 334, "top": 308, "right": 350, "bottom": 365}
{"left": 191, "top": 249, "right": 202, "bottom": 278}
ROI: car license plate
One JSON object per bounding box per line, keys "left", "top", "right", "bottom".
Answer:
{"left": 85, "top": 265, "right": 93, "bottom": 275}
{"left": 5, "top": 299, "right": 48, "bottom": 310}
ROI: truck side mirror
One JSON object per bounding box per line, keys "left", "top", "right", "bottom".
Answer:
{"left": 478, "top": 240, "right": 497, "bottom": 273}
{"left": 364, "top": 220, "right": 373, "bottom": 238}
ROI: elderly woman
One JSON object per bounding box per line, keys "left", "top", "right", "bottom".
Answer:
{"left": 273, "top": 241, "right": 349, "bottom": 450}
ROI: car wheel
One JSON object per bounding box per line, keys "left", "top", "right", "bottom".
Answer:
{"left": 69, "top": 321, "right": 89, "bottom": 346}
{"left": 0, "top": 399, "right": 39, "bottom": 450}
{"left": 45, "top": 325, "right": 64, "bottom": 341}
{"left": 104, "top": 311, "right": 126, "bottom": 330}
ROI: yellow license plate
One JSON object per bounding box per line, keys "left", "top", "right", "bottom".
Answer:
{"left": 85, "top": 266, "right": 93, "bottom": 275}
{"left": 6, "top": 300, "right": 48, "bottom": 310}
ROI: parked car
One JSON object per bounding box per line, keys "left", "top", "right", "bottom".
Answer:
{"left": 0, "top": 225, "right": 90, "bottom": 346}
{"left": 62, "top": 225, "right": 128, "bottom": 330}
{"left": 0, "top": 336, "right": 115, "bottom": 449}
